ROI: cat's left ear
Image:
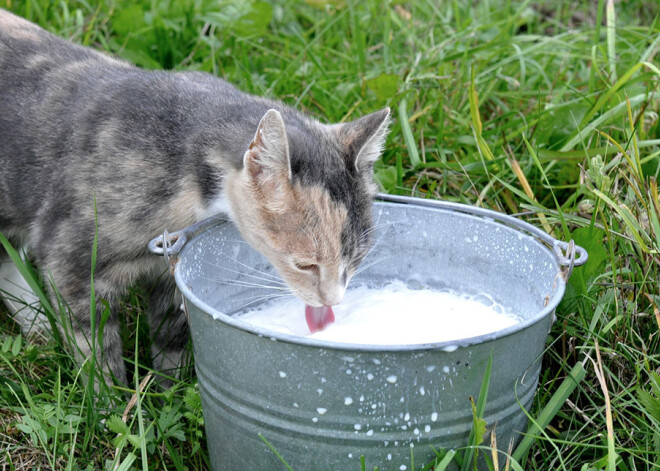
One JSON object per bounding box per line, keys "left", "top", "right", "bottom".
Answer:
{"left": 244, "top": 108, "right": 292, "bottom": 181}
{"left": 242, "top": 109, "right": 292, "bottom": 210}
{"left": 337, "top": 107, "right": 391, "bottom": 173}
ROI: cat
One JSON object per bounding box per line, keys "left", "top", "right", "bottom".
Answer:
{"left": 0, "top": 10, "right": 390, "bottom": 386}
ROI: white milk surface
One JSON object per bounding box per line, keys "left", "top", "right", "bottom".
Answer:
{"left": 237, "top": 281, "right": 521, "bottom": 345}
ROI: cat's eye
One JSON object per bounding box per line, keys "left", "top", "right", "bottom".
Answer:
{"left": 294, "top": 262, "right": 319, "bottom": 273}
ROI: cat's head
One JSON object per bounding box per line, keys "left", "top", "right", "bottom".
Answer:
{"left": 227, "top": 107, "right": 390, "bottom": 307}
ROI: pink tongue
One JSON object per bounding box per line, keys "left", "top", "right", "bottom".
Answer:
{"left": 305, "top": 305, "right": 335, "bottom": 333}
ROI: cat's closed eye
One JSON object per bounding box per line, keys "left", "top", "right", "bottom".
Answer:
{"left": 293, "top": 262, "right": 319, "bottom": 273}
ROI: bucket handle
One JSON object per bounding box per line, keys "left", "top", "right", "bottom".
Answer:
{"left": 148, "top": 215, "right": 227, "bottom": 272}
{"left": 375, "top": 193, "right": 588, "bottom": 274}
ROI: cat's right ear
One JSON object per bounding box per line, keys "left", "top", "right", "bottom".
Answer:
{"left": 337, "top": 107, "right": 391, "bottom": 173}
{"left": 243, "top": 109, "right": 292, "bottom": 210}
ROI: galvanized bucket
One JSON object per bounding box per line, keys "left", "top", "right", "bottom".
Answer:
{"left": 149, "top": 194, "right": 587, "bottom": 471}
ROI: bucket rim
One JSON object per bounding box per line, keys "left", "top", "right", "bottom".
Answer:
{"left": 174, "top": 200, "right": 567, "bottom": 352}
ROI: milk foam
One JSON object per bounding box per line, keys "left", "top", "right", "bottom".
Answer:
{"left": 237, "top": 281, "right": 521, "bottom": 345}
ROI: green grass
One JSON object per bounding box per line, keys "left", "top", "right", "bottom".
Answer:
{"left": 1, "top": 0, "right": 660, "bottom": 469}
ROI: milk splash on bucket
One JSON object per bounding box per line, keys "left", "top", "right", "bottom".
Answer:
{"left": 238, "top": 281, "right": 521, "bottom": 345}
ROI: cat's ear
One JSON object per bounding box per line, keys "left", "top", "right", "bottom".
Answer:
{"left": 337, "top": 107, "right": 391, "bottom": 173}
{"left": 243, "top": 109, "right": 292, "bottom": 209}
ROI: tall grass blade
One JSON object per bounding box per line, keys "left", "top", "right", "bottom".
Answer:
{"left": 590, "top": 0, "right": 605, "bottom": 90}
{"left": 115, "top": 453, "right": 138, "bottom": 471}
{"left": 590, "top": 341, "right": 618, "bottom": 470}
{"left": 461, "top": 355, "right": 492, "bottom": 471}
{"left": 605, "top": 0, "right": 616, "bottom": 83}
{"left": 511, "top": 361, "right": 586, "bottom": 463}
{"left": 469, "top": 65, "right": 482, "bottom": 136}
{"left": 399, "top": 99, "right": 421, "bottom": 169}
{"left": 469, "top": 65, "right": 498, "bottom": 172}
{"left": 562, "top": 91, "right": 657, "bottom": 152}
{"left": 258, "top": 434, "right": 295, "bottom": 471}
{"left": 508, "top": 155, "right": 551, "bottom": 233}
{"left": 434, "top": 450, "right": 457, "bottom": 471}
{"left": 591, "top": 189, "right": 651, "bottom": 251}
{"left": 87, "top": 197, "right": 100, "bottom": 405}
{"left": 572, "top": 61, "right": 660, "bottom": 136}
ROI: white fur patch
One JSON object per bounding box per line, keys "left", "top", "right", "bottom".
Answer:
{"left": 202, "top": 191, "right": 232, "bottom": 219}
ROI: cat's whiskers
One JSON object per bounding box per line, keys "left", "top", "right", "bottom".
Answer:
{"left": 236, "top": 291, "right": 293, "bottom": 305}
{"left": 219, "top": 255, "right": 284, "bottom": 282}
{"left": 217, "top": 239, "right": 252, "bottom": 245}
{"left": 201, "top": 276, "right": 289, "bottom": 292}
{"left": 356, "top": 221, "right": 395, "bottom": 245}
{"left": 201, "top": 267, "right": 286, "bottom": 288}
{"left": 358, "top": 221, "right": 394, "bottom": 264}
{"left": 233, "top": 292, "right": 296, "bottom": 313}
{"left": 203, "top": 255, "right": 285, "bottom": 284}
{"left": 353, "top": 255, "right": 395, "bottom": 277}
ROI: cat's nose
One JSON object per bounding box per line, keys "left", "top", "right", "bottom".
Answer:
{"left": 319, "top": 284, "right": 345, "bottom": 306}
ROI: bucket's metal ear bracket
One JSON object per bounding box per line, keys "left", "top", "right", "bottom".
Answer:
{"left": 554, "top": 240, "right": 575, "bottom": 281}
{"left": 553, "top": 238, "right": 588, "bottom": 281}
{"left": 148, "top": 215, "right": 227, "bottom": 274}
{"left": 148, "top": 228, "right": 185, "bottom": 274}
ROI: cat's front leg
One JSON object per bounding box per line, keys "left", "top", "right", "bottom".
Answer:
{"left": 74, "top": 304, "right": 128, "bottom": 388}
{"left": 41, "top": 257, "right": 128, "bottom": 388}
{"left": 147, "top": 275, "right": 190, "bottom": 386}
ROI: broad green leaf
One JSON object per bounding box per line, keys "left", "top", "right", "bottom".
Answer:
{"left": 237, "top": 1, "right": 273, "bottom": 36}
{"left": 15, "top": 422, "right": 33, "bottom": 434}
{"left": 638, "top": 372, "right": 660, "bottom": 422}
{"left": 375, "top": 165, "right": 398, "bottom": 192}
{"left": 2, "top": 336, "right": 11, "bottom": 353}
{"left": 565, "top": 226, "right": 609, "bottom": 300}
{"left": 202, "top": 2, "right": 272, "bottom": 37}
{"left": 184, "top": 386, "right": 202, "bottom": 410}
{"left": 366, "top": 73, "right": 399, "bottom": 102}
{"left": 106, "top": 415, "right": 130, "bottom": 435}
{"left": 112, "top": 5, "right": 145, "bottom": 37}
{"left": 11, "top": 335, "right": 22, "bottom": 356}
{"left": 470, "top": 397, "right": 487, "bottom": 448}
{"left": 126, "top": 433, "right": 142, "bottom": 448}
{"left": 168, "top": 428, "right": 186, "bottom": 442}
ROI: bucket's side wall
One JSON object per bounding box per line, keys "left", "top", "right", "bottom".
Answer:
{"left": 188, "top": 300, "right": 553, "bottom": 471}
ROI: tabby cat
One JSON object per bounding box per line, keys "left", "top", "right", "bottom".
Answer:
{"left": 0, "top": 10, "right": 389, "bottom": 385}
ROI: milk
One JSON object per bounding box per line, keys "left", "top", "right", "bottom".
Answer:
{"left": 237, "top": 281, "right": 520, "bottom": 345}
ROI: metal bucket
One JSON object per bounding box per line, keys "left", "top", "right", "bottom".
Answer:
{"left": 149, "top": 195, "right": 587, "bottom": 471}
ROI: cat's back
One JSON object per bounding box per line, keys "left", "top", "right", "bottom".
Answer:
{"left": 0, "top": 8, "right": 140, "bottom": 125}
{"left": 0, "top": 9, "right": 248, "bottom": 142}
{"left": 0, "top": 9, "right": 127, "bottom": 75}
